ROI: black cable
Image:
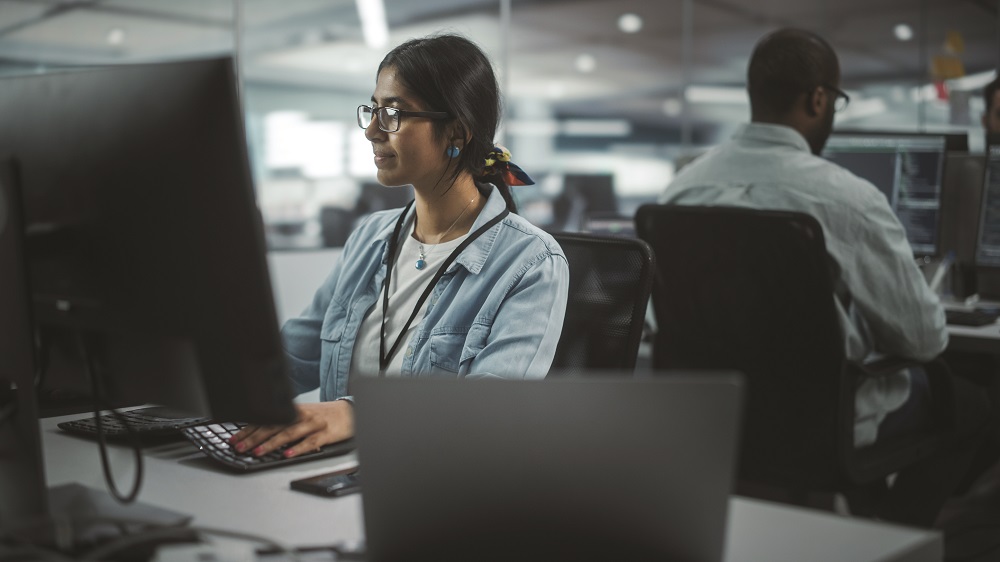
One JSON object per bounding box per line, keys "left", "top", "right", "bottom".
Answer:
{"left": 76, "top": 333, "right": 143, "bottom": 504}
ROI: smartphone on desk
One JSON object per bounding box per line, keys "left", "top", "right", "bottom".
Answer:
{"left": 290, "top": 468, "right": 361, "bottom": 497}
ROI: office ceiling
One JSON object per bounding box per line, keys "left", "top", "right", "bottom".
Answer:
{"left": 1, "top": 0, "right": 997, "bottom": 134}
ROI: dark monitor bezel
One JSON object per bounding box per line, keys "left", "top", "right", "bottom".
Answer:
{"left": 0, "top": 57, "right": 298, "bottom": 424}
{"left": 825, "top": 129, "right": 966, "bottom": 258}
{"left": 973, "top": 138, "right": 1000, "bottom": 269}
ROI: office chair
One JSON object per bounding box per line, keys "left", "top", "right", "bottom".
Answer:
{"left": 549, "top": 232, "right": 654, "bottom": 372}
{"left": 635, "top": 204, "right": 971, "bottom": 524}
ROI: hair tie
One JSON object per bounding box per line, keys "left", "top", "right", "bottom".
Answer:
{"left": 482, "top": 145, "right": 535, "bottom": 186}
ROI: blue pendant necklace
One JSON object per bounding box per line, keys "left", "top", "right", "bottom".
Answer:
{"left": 415, "top": 194, "right": 478, "bottom": 270}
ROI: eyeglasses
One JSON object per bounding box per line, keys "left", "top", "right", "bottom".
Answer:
{"left": 821, "top": 84, "right": 850, "bottom": 112}
{"left": 357, "top": 104, "right": 450, "bottom": 133}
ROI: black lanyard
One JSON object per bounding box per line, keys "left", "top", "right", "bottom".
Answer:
{"left": 378, "top": 201, "right": 509, "bottom": 375}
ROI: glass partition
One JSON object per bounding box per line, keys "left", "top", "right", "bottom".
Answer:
{"left": 1, "top": 0, "right": 996, "bottom": 247}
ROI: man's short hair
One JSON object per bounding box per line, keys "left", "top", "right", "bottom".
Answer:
{"left": 984, "top": 74, "right": 1000, "bottom": 112}
{"left": 747, "top": 28, "right": 840, "bottom": 117}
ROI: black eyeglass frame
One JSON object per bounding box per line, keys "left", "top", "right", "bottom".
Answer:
{"left": 819, "top": 84, "right": 850, "bottom": 112}
{"left": 357, "top": 104, "right": 451, "bottom": 133}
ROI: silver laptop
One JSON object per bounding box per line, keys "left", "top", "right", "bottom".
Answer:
{"left": 353, "top": 373, "right": 743, "bottom": 562}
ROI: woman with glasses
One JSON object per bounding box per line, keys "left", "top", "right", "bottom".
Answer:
{"left": 231, "top": 34, "right": 569, "bottom": 459}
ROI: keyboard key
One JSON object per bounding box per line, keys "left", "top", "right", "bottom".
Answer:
{"left": 181, "top": 423, "right": 356, "bottom": 472}
{"left": 57, "top": 406, "right": 212, "bottom": 442}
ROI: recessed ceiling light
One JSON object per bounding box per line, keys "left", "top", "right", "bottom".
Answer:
{"left": 575, "top": 53, "right": 596, "bottom": 73}
{"left": 618, "top": 13, "right": 643, "bottom": 34}
{"left": 894, "top": 24, "right": 913, "bottom": 42}
{"left": 356, "top": 0, "right": 389, "bottom": 49}
{"left": 106, "top": 28, "right": 126, "bottom": 46}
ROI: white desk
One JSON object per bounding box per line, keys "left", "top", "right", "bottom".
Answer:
{"left": 947, "top": 320, "right": 1000, "bottom": 354}
{"left": 38, "top": 414, "right": 942, "bottom": 562}
{"left": 944, "top": 301, "right": 1000, "bottom": 354}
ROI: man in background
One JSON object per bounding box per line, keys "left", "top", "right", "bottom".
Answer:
{"left": 660, "top": 27, "right": 994, "bottom": 526}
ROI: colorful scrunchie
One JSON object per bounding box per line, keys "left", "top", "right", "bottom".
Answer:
{"left": 482, "top": 145, "right": 535, "bottom": 186}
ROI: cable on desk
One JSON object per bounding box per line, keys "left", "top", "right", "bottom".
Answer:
{"left": 76, "top": 333, "right": 143, "bottom": 505}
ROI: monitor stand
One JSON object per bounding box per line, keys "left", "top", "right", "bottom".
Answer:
{"left": 0, "top": 158, "right": 192, "bottom": 558}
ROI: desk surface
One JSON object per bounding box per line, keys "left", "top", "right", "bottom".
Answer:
{"left": 38, "top": 413, "right": 942, "bottom": 562}
{"left": 944, "top": 302, "right": 1000, "bottom": 353}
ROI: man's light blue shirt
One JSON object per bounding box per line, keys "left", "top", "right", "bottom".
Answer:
{"left": 660, "top": 123, "right": 948, "bottom": 446}
{"left": 281, "top": 184, "right": 570, "bottom": 401}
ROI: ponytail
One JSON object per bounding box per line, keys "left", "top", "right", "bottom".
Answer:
{"left": 475, "top": 145, "right": 533, "bottom": 214}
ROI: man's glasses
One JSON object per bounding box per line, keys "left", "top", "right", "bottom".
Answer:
{"left": 357, "top": 104, "right": 450, "bottom": 133}
{"left": 821, "top": 84, "right": 850, "bottom": 112}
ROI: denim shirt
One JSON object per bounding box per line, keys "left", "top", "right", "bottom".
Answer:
{"left": 281, "top": 184, "right": 570, "bottom": 401}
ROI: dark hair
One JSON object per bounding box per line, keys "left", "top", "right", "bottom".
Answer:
{"left": 377, "top": 34, "right": 517, "bottom": 213}
{"left": 984, "top": 74, "right": 1000, "bottom": 112}
{"left": 747, "top": 28, "right": 840, "bottom": 119}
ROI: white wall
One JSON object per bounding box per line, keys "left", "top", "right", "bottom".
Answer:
{"left": 266, "top": 248, "right": 342, "bottom": 324}
{"left": 267, "top": 248, "right": 342, "bottom": 402}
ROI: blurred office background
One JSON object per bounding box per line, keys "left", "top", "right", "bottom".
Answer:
{"left": 1, "top": 0, "right": 997, "bottom": 253}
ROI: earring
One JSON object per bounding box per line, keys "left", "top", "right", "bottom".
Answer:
{"left": 446, "top": 146, "right": 460, "bottom": 158}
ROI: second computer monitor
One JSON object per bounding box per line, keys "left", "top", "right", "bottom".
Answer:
{"left": 823, "top": 131, "right": 964, "bottom": 257}
{"left": 975, "top": 144, "right": 1000, "bottom": 267}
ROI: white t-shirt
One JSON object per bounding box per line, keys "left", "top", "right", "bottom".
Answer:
{"left": 350, "top": 219, "right": 470, "bottom": 376}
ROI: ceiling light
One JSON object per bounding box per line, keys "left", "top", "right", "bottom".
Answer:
{"left": 356, "top": 0, "right": 389, "bottom": 49}
{"left": 618, "top": 13, "right": 643, "bottom": 34}
{"left": 685, "top": 85, "right": 749, "bottom": 104}
{"left": 562, "top": 119, "right": 631, "bottom": 137}
{"left": 894, "top": 24, "right": 913, "bottom": 42}
{"left": 575, "top": 54, "right": 596, "bottom": 73}
{"left": 106, "top": 28, "right": 126, "bottom": 46}
{"left": 662, "top": 98, "right": 683, "bottom": 117}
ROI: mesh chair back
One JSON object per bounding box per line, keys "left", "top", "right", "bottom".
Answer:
{"left": 551, "top": 233, "right": 654, "bottom": 372}
{"left": 636, "top": 205, "right": 851, "bottom": 487}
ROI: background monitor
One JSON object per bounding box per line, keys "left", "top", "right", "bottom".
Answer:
{"left": 552, "top": 173, "right": 617, "bottom": 231}
{"left": 975, "top": 144, "right": 1000, "bottom": 267}
{"left": 822, "top": 131, "right": 966, "bottom": 257}
{"left": 0, "top": 57, "right": 298, "bottom": 527}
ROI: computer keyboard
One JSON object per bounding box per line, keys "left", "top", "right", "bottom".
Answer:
{"left": 945, "top": 309, "right": 1000, "bottom": 327}
{"left": 182, "top": 422, "right": 356, "bottom": 472}
{"left": 58, "top": 406, "right": 212, "bottom": 441}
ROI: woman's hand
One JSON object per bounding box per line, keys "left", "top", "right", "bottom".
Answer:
{"left": 229, "top": 400, "right": 354, "bottom": 459}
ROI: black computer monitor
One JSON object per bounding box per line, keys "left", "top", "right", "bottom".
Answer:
{"left": 553, "top": 173, "right": 617, "bottom": 231}
{"left": 822, "top": 131, "right": 967, "bottom": 257}
{"left": 975, "top": 144, "right": 1000, "bottom": 268}
{"left": 0, "top": 58, "right": 297, "bottom": 532}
